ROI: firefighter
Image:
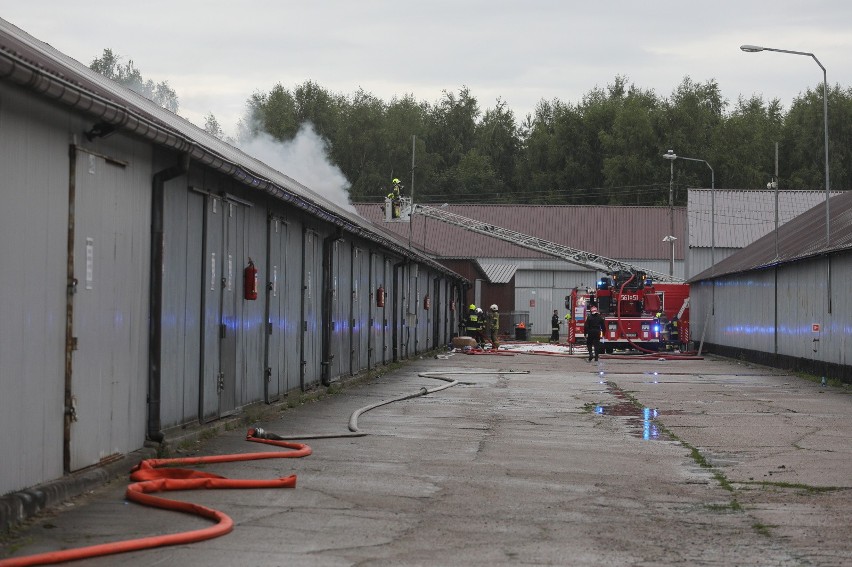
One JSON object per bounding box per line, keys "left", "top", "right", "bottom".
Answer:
{"left": 487, "top": 304, "right": 500, "bottom": 349}
{"left": 386, "top": 178, "right": 402, "bottom": 219}
{"left": 584, "top": 305, "right": 606, "bottom": 362}
{"left": 465, "top": 304, "right": 480, "bottom": 342}
{"left": 550, "top": 309, "right": 561, "bottom": 343}
{"left": 475, "top": 307, "right": 486, "bottom": 347}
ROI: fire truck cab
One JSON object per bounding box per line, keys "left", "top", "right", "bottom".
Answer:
{"left": 566, "top": 271, "right": 689, "bottom": 353}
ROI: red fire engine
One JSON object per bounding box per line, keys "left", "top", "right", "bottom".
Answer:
{"left": 382, "top": 199, "right": 690, "bottom": 353}
{"left": 567, "top": 270, "right": 690, "bottom": 352}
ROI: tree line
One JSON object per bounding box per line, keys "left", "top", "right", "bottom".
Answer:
{"left": 244, "top": 77, "right": 851, "bottom": 206}
{"left": 91, "top": 50, "right": 850, "bottom": 206}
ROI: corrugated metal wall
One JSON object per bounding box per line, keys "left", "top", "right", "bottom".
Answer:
{"left": 0, "top": 84, "right": 157, "bottom": 494}
{"left": 0, "top": 92, "right": 71, "bottom": 494}
{"left": 691, "top": 254, "right": 849, "bottom": 368}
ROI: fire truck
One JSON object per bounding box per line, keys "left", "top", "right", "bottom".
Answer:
{"left": 384, "top": 197, "right": 690, "bottom": 352}
{"left": 566, "top": 273, "right": 690, "bottom": 353}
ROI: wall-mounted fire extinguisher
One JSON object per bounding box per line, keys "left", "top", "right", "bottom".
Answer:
{"left": 423, "top": 294, "right": 431, "bottom": 310}
{"left": 244, "top": 258, "right": 258, "bottom": 300}
{"left": 376, "top": 285, "right": 385, "bottom": 308}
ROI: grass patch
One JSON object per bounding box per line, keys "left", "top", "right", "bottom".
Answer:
{"left": 739, "top": 480, "right": 845, "bottom": 494}
{"left": 752, "top": 522, "right": 772, "bottom": 537}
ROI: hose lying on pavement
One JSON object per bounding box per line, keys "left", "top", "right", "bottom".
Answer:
{"left": 0, "top": 368, "right": 527, "bottom": 567}
{"left": 0, "top": 436, "right": 310, "bottom": 567}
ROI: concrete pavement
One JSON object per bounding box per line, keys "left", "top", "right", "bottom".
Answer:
{"left": 1, "top": 350, "right": 850, "bottom": 566}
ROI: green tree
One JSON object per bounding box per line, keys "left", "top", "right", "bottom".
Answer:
{"left": 715, "top": 95, "right": 783, "bottom": 188}
{"left": 600, "top": 85, "right": 662, "bottom": 204}
{"left": 204, "top": 112, "right": 225, "bottom": 140}
{"left": 89, "top": 48, "right": 178, "bottom": 112}
{"left": 475, "top": 98, "right": 520, "bottom": 199}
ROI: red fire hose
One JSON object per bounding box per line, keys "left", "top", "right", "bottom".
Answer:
{"left": 0, "top": 433, "right": 310, "bottom": 567}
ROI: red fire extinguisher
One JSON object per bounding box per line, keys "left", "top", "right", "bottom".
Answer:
{"left": 423, "top": 294, "right": 431, "bottom": 310}
{"left": 244, "top": 258, "right": 258, "bottom": 301}
{"left": 376, "top": 285, "right": 385, "bottom": 308}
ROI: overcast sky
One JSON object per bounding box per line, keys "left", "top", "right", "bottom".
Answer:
{"left": 4, "top": 1, "right": 851, "bottom": 139}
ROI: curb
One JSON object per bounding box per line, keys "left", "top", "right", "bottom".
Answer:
{"left": 0, "top": 447, "right": 156, "bottom": 534}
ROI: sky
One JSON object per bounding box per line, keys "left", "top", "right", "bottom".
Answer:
{"left": 4, "top": 1, "right": 851, "bottom": 141}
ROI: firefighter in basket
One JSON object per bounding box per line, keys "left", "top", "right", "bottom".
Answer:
{"left": 386, "top": 178, "right": 402, "bottom": 219}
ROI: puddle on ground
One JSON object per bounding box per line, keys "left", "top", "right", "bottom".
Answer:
{"left": 594, "top": 404, "right": 665, "bottom": 440}
{"left": 592, "top": 381, "right": 673, "bottom": 441}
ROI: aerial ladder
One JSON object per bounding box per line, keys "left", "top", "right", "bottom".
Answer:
{"left": 384, "top": 195, "right": 683, "bottom": 283}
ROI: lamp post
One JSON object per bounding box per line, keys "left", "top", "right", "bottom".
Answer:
{"left": 663, "top": 150, "right": 676, "bottom": 276}
{"left": 740, "top": 44, "right": 830, "bottom": 248}
{"left": 663, "top": 151, "right": 714, "bottom": 272}
{"left": 662, "top": 235, "right": 677, "bottom": 278}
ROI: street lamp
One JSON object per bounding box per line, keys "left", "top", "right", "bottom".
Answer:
{"left": 740, "top": 44, "right": 830, "bottom": 248}
{"left": 666, "top": 153, "right": 715, "bottom": 267}
{"left": 662, "top": 235, "right": 677, "bottom": 279}
{"left": 663, "top": 150, "right": 676, "bottom": 276}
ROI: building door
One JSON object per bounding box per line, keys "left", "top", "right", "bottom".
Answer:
{"left": 67, "top": 147, "right": 142, "bottom": 472}
{"left": 302, "top": 230, "right": 321, "bottom": 387}
{"left": 200, "top": 196, "right": 241, "bottom": 420}
{"left": 265, "top": 217, "right": 287, "bottom": 402}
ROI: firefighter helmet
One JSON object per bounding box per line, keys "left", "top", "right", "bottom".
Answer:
{"left": 490, "top": 304, "right": 498, "bottom": 311}
{"left": 469, "top": 304, "right": 476, "bottom": 310}
{"left": 392, "top": 178, "right": 400, "bottom": 184}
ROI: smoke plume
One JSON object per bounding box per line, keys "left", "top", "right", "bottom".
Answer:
{"left": 238, "top": 122, "right": 357, "bottom": 214}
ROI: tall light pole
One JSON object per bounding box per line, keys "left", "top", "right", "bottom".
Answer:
{"left": 740, "top": 44, "right": 830, "bottom": 248}
{"left": 663, "top": 151, "right": 715, "bottom": 309}
{"left": 663, "top": 150, "right": 676, "bottom": 276}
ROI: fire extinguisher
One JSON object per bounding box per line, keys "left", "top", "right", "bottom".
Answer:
{"left": 244, "top": 258, "right": 258, "bottom": 301}
{"left": 376, "top": 285, "right": 385, "bottom": 308}
{"left": 423, "top": 294, "right": 431, "bottom": 310}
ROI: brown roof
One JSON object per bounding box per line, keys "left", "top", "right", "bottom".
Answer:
{"left": 690, "top": 191, "right": 852, "bottom": 281}
{"left": 355, "top": 203, "right": 686, "bottom": 261}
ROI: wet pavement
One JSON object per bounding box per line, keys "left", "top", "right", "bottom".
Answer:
{"left": 2, "top": 349, "right": 851, "bottom": 566}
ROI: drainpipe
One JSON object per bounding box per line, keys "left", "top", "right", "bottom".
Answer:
{"left": 392, "top": 259, "right": 407, "bottom": 362}
{"left": 321, "top": 228, "right": 343, "bottom": 386}
{"left": 147, "top": 153, "right": 190, "bottom": 443}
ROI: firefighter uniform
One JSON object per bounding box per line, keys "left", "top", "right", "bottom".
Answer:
{"left": 465, "top": 305, "right": 480, "bottom": 340}
{"left": 550, "top": 310, "right": 561, "bottom": 342}
{"left": 488, "top": 304, "right": 500, "bottom": 348}
{"left": 584, "top": 306, "right": 606, "bottom": 362}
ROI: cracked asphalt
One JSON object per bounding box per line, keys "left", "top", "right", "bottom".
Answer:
{"left": 2, "top": 351, "right": 850, "bottom": 566}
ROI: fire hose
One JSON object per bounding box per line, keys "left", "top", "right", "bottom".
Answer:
{"left": 0, "top": 369, "right": 527, "bottom": 566}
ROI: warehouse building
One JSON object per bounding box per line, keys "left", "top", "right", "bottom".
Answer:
{"left": 0, "top": 18, "right": 465, "bottom": 502}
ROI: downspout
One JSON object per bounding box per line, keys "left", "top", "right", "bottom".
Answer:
{"left": 392, "top": 259, "right": 407, "bottom": 362}
{"left": 147, "top": 153, "right": 190, "bottom": 443}
{"left": 321, "top": 227, "right": 343, "bottom": 386}
{"left": 367, "top": 252, "right": 374, "bottom": 371}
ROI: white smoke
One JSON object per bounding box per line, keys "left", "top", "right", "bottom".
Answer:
{"left": 238, "top": 122, "right": 357, "bottom": 214}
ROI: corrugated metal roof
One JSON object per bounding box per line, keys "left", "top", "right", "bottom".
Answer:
{"left": 690, "top": 191, "right": 852, "bottom": 281}
{"left": 355, "top": 204, "right": 687, "bottom": 262}
{"left": 476, "top": 262, "right": 517, "bottom": 283}
{"left": 688, "top": 189, "right": 843, "bottom": 248}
